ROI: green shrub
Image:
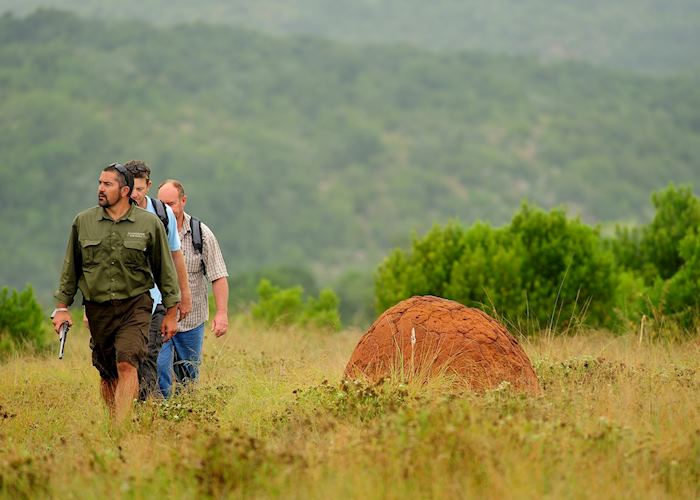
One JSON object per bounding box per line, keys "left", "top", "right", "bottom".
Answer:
{"left": 299, "top": 288, "right": 342, "bottom": 331}
{"left": 228, "top": 266, "right": 318, "bottom": 312}
{"left": 508, "top": 203, "right": 616, "bottom": 329}
{"left": 0, "top": 285, "right": 49, "bottom": 355}
{"left": 375, "top": 222, "right": 465, "bottom": 315}
{"left": 614, "top": 184, "right": 700, "bottom": 282}
{"left": 251, "top": 279, "right": 341, "bottom": 331}
{"left": 609, "top": 185, "right": 700, "bottom": 332}
{"left": 444, "top": 223, "right": 525, "bottom": 318}
{"left": 640, "top": 184, "right": 700, "bottom": 280}
{"left": 375, "top": 204, "right": 617, "bottom": 333}
{"left": 375, "top": 188, "right": 700, "bottom": 335}
{"left": 609, "top": 270, "right": 650, "bottom": 331}
{"left": 664, "top": 231, "right": 700, "bottom": 328}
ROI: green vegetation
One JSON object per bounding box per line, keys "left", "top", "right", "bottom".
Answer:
{"left": 1, "top": 1, "right": 699, "bottom": 73}
{"left": 613, "top": 185, "right": 700, "bottom": 280}
{"left": 229, "top": 266, "right": 319, "bottom": 313}
{"left": 0, "top": 285, "right": 49, "bottom": 356}
{"left": 610, "top": 185, "right": 700, "bottom": 330}
{"left": 375, "top": 208, "right": 616, "bottom": 334}
{"left": 2, "top": 6, "right": 699, "bottom": 497}
{"left": 2, "top": 10, "right": 700, "bottom": 305}
{"left": 1, "top": 323, "right": 698, "bottom": 497}
{"left": 230, "top": 266, "right": 374, "bottom": 328}
{"left": 251, "top": 279, "right": 341, "bottom": 331}
{"left": 376, "top": 185, "right": 700, "bottom": 335}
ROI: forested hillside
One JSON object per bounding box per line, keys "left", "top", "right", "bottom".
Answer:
{"left": 1, "top": 10, "right": 700, "bottom": 301}
{"left": 1, "top": 1, "right": 699, "bottom": 73}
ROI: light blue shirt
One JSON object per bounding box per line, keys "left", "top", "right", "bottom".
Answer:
{"left": 145, "top": 196, "right": 180, "bottom": 310}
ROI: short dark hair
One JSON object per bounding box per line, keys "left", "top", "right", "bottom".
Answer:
{"left": 103, "top": 163, "right": 135, "bottom": 202}
{"left": 124, "top": 160, "right": 151, "bottom": 180}
{"left": 103, "top": 163, "right": 131, "bottom": 190}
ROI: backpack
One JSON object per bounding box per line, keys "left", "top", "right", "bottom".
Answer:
{"left": 190, "top": 216, "right": 206, "bottom": 277}
{"left": 150, "top": 197, "right": 170, "bottom": 235}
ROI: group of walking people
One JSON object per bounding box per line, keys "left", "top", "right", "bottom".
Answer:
{"left": 50, "top": 161, "right": 229, "bottom": 423}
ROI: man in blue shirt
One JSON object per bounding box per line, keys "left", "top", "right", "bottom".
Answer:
{"left": 124, "top": 160, "right": 192, "bottom": 399}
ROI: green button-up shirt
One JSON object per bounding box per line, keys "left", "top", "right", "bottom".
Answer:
{"left": 55, "top": 204, "right": 181, "bottom": 308}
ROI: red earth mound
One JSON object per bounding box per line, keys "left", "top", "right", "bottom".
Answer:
{"left": 344, "top": 296, "right": 540, "bottom": 393}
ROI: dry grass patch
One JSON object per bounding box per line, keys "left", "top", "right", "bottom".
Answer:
{"left": 0, "top": 319, "right": 698, "bottom": 498}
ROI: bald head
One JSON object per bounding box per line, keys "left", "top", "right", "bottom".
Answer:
{"left": 158, "top": 180, "right": 187, "bottom": 222}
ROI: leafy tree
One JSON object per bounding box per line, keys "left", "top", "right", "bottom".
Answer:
{"left": 375, "top": 204, "right": 617, "bottom": 333}
{"left": 639, "top": 184, "right": 700, "bottom": 280}
{"left": 445, "top": 223, "right": 525, "bottom": 318}
{"left": 375, "top": 222, "right": 465, "bottom": 313}
{"left": 509, "top": 203, "right": 616, "bottom": 328}
{"left": 664, "top": 231, "right": 700, "bottom": 327}
{"left": 607, "top": 185, "right": 700, "bottom": 332}
{"left": 610, "top": 225, "right": 645, "bottom": 276}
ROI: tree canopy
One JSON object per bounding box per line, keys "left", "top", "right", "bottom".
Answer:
{"left": 1, "top": 1, "right": 699, "bottom": 73}
{"left": 1, "top": 10, "right": 699, "bottom": 303}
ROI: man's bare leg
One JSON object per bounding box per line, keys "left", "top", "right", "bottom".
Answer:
{"left": 114, "top": 361, "right": 139, "bottom": 424}
{"left": 100, "top": 378, "right": 117, "bottom": 417}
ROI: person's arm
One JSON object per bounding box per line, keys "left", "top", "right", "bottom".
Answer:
{"left": 52, "top": 219, "right": 81, "bottom": 332}
{"left": 211, "top": 277, "right": 229, "bottom": 337}
{"left": 150, "top": 220, "right": 180, "bottom": 341}
{"left": 164, "top": 204, "right": 191, "bottom": 319}
{"left": 171, "top": 250, "right": 192, "bottom": 319}
{"left": 201, "top": 223, "right": 229, "bottom": 337}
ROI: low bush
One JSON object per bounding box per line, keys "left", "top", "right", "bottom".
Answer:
{"left": 228, "top": 266, "right": 318, "bottom": 312}
{"left": 251, "top": 279, "right": 341, "bottom": 331}
{"left": 0, "top": 285, "right": 49, "bottom": 356}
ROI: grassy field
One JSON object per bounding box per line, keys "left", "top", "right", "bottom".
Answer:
{"left": 1, "top": 318, "right": 699, "bottom": 499}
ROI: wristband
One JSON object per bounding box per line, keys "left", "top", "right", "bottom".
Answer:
{"left": 51, "top": 307, "right": 69, "bottom": 319}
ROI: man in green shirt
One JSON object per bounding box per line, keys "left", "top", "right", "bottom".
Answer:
{"left": 52, "top": 163, "right": 180, "bottom": 424}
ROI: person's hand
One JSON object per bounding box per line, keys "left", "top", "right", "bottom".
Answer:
{"left": 178, "top": 292, "right": 192, "bottom": 320}
{"left": 161, "top": 307, "right": 178, "bottom": 341}
{"left": 52, "top": 311, "right": 72, "bottom": 333}
{"left": 83, "top": 312, "right": 90, "bottom": 331}
{"left": 211, "top": 311, "right": 228, "bottom": 338}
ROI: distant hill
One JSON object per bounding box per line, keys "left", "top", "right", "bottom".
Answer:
{"left": 1, "top": 10, "right": 699, "bottom": 300}
{"left": 0, "top": 1, "right": 699, "bottom": 73}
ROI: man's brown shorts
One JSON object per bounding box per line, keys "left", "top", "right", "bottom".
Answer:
{"left": 84, "top": 293, "right": 153, "bottom": 380}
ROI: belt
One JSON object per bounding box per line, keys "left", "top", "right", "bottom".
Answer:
{"left": 84, "top": 292, "right": 150, "bottom": 306}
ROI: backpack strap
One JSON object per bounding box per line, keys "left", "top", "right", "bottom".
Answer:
{"left": 190, "top": 216, "right": 206, "bottom": 277}
{"left": 190, "top": 216, "right": 203, "bottom": 254}
{"left": 150, "top": 197, "right": 170, "bottom": 235}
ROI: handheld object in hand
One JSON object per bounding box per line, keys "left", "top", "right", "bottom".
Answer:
{"left": 58, "top": 321, "right": 70, "bottom": 359}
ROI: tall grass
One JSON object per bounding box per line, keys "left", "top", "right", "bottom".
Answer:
{"left": 1, "top": 318, "right": 698, "bottom": 498}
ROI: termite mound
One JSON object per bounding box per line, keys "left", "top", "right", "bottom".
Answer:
{"left": 344, "top": 296, "right": 540, "bottom": 394}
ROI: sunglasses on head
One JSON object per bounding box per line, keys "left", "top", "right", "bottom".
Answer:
{"left": 108, "top": 162, "right": 134, "bottom": 194}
